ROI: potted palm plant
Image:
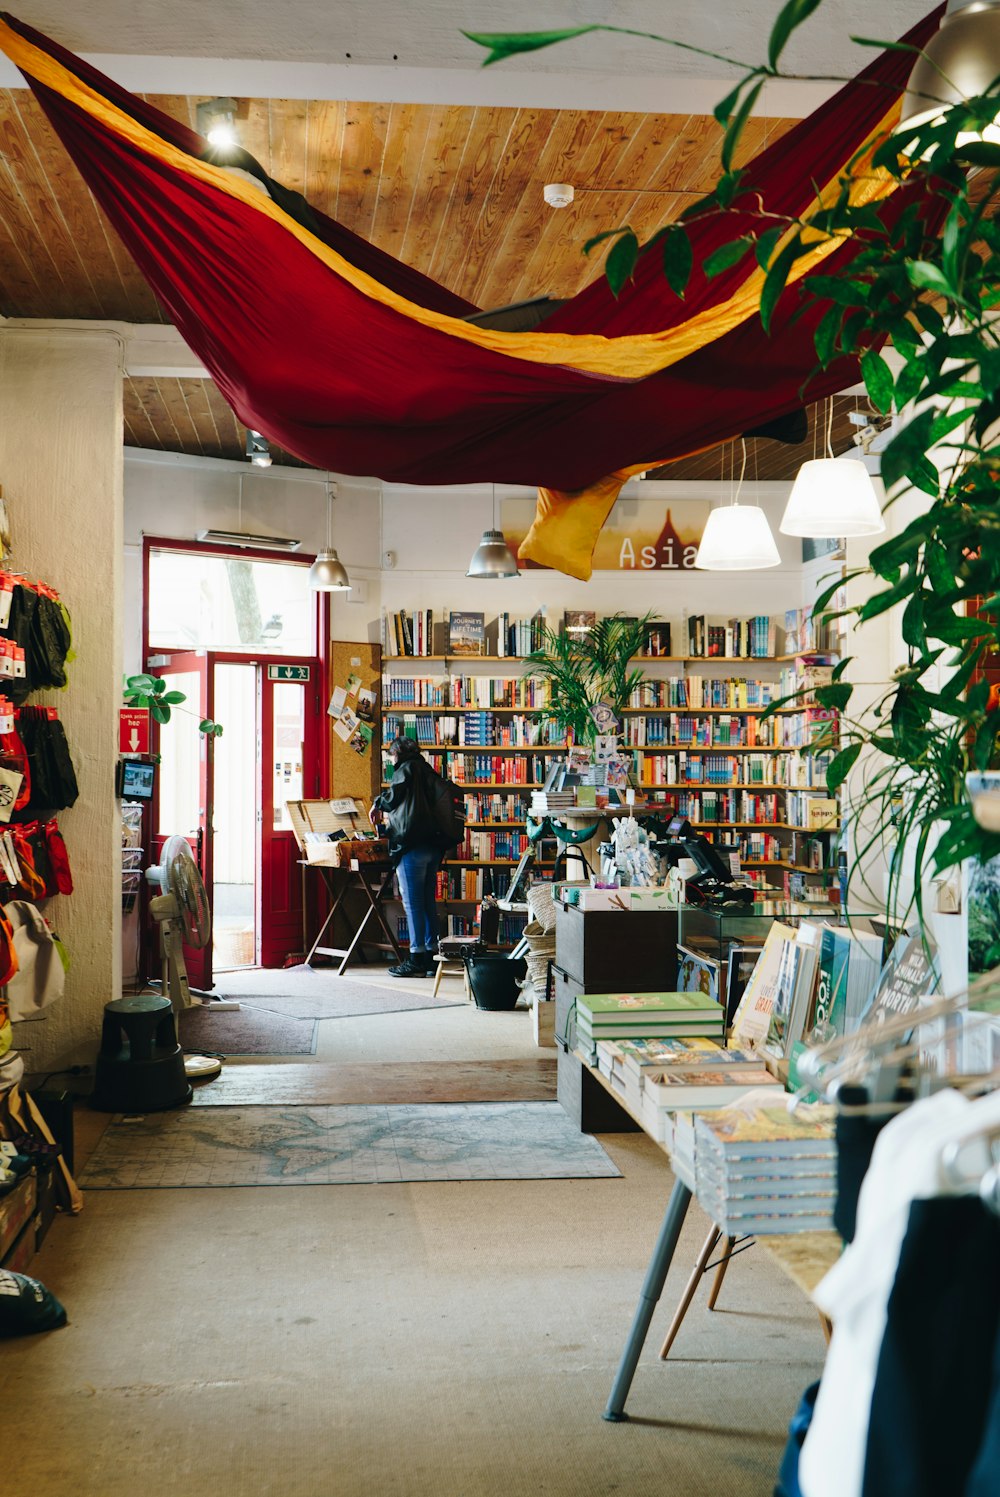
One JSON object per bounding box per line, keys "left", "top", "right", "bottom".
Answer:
{"left": 523, "top": 613, "right": 654, "bottom": 746}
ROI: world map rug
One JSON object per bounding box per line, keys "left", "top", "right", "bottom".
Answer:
{"left": 78, "top": 1102, "right": 621, "bottom": 1189}
{"left": 211, "top": 965, "right": 465, "bottom": 1020}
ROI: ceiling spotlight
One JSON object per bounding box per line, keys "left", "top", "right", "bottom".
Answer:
{"left": 197, "top": 96, "right": 239, "bottom": 150}
{"left": 246, "top": 429, "right": 272, "bottom": 467}
{"left": 543, "top": 182, "right": 574, "bottom": 209}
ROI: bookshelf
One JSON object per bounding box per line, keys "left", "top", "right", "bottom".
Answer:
{"left": 379, "top": 606, "right": 841, "bottom": 914}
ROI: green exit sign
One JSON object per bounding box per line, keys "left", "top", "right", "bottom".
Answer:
{"left": 267, "top": 664, "right": 311, "bottom": 682}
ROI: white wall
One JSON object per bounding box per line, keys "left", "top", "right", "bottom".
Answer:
{"left": 1, "top": 326, "right": 124, "bottom": 1070}
{"left": 377, "top": 480, "right": 807, "bottom": 633}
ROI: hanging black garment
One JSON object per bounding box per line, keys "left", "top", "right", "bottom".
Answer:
{"left": 861, "top": 1195, "right": 1000, "bottom": 1497}
{"left": 966, "top": 1316, "right": 1000, "bottom": 1497}
{"left": 28, "top": 595, "right": 71, "bottom": 690}
{"left": 4, "top": 584, "right": 37, "bottom": 704}
{"left": 834, "top": 1086, "right": 897, "bottom": 1243}
{"left": 17, "top": 711, "right": 79, "bottom": 812}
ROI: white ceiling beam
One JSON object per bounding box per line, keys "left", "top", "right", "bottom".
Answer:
{"left": 0, "top": 53, "right": 837, "bottom": 117}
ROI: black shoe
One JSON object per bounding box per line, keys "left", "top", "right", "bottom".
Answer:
{"left": 388, "top": 957, "right": 432, "bottom": 978}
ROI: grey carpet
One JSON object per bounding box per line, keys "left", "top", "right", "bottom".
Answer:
{"left": 77, "top": 1102, "right": 620, "bottom": 1188}
{"left": 177, "top": 1004, "right": 317, "bottom": 1056}
{"left": 211, "top": 964, "right": 464, "bottom": 1018}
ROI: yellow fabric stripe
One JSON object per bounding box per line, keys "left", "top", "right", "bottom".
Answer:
{"left": 0, "top": 18, "right": 901, "bottom": 382}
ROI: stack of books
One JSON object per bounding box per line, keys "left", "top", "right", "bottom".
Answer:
{"left": 639, "top": 1062, "right": 780, "bottom": 1144}
{"left": 574, "top": 991, "right": 725, "bottom": 1061}
{"left": 596, "top": 1035, "right": 760, "bottom": 1113}
{"left": 694, "top": 1102, "right": 837, "bottom": 1234}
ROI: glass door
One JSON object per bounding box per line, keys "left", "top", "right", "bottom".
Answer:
{"left": 152, "top": 651, "right": 214, "bottom": 992}
{"left": 259, "top": 661, "right": 323, "bottom": 968}
{"left": 212, "top": 661, "right": 258, "bottom": 970}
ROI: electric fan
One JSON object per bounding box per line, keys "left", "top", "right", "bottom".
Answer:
{"left": 145, "top": 835, "right": 233, "bottom": 1080}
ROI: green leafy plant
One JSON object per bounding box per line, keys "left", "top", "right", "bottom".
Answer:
{"left": 524, "top": 615, "right": 653, "bottom": 743}
{"left": 123, "top": 674, "right": 223, "bottom": 737}
{"left": 471, "top": 3, "right": 1000, "bottom": 924}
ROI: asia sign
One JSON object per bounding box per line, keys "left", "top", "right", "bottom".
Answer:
{"left": 501, "top": 495, "right": 710, "bottom": 571}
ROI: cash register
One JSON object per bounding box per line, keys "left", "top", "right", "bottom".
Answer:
{"left": 660, "top": 815, "right": 755, "bottom": 907}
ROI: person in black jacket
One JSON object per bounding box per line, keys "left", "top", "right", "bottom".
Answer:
{"left": 371, "top": 736, "right": 445, "bottom": 977}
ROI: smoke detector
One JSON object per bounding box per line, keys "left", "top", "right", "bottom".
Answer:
{"left": 543, "top": 182, "right": 574, "bottom": 209}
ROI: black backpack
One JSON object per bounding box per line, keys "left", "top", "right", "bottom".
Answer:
{"left": 425, "top": 769, "right": 466, "bottom": 848}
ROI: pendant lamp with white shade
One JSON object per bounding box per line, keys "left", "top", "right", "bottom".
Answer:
{"left": 308, "top": 476, "right": 351, "bottom": 591}
{"left": 779, "top": 399, "right": 885, "bottom": 539}
{"left": 694, "top": 440, "right": 781, "bottom": 571}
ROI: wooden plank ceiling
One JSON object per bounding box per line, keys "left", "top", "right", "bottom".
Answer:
{"left": 0, "top": 87, "right": 859, "bottom": 477}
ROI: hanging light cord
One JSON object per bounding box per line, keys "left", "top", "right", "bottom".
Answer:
{"left": 826, "top": 396, "right": 835, "bottom": 460}
{"left": 730, "top": 437, "right": 748, "bottom": 506}
{"left": 326, "top": 474, "right": 333, "bottom": 553}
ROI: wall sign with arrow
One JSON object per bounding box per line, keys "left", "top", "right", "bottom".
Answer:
{"left": 119, "top": 707, "right": 150, "bottom": 756}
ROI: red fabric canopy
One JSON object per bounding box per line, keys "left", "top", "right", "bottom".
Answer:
{"left": 0, "top": 11, "right": 942, "bottom": 497}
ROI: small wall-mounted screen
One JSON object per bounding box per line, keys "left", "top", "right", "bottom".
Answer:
{"left": 120, "top": 760, "right": 156, "bottom": 801}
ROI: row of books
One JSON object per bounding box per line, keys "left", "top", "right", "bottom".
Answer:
{"left": 785, "top": 793, "right": 839, "bottom": 830}
{"left": 646, "top": 789, "right": 782, "bottom": 822}
{"left": 385, "top": 609, "right": 436, "bottom": 657}
{"left": 455, "top": 831, "right": 530, "bottom": 862}
{"left": 686, "top": 614, "right": 777, "bottom": 659}
{"left": 461, "top": 792, "right": 529, "bottom": 822}
{"left": 627, "top": 676, "right": 779, "bottom": 710}
{"left": 383, "top": 712, "right": 566, "bottom": 748}
{"left": 782, "top": 709, "right": 840, "bottom": 751}
{"left": 637, "top": 751, "right": 801, "bottom": 787}
{"left": 622, "top": 714, "right": 785, "bottom": 749}
{"left": 595, "top": 1037, "right": 780, "bottom": 1144}
{"left": 395, "top": 912, "right": 528, "bottom": 944}
{"left": 390, "top": 752, "right": 548, "bottom": 785}
{"left": 782, "top": 605, "right": 842, "bottom": 657}
{"left": 431, "top": 867, "right": 524, "bottom": 901}
{"left": 381, "top": 675, "right": 552, "bottom": 708}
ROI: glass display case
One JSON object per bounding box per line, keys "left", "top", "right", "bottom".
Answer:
{"left": 677, "top": 899, "right": 872, "bottom": 1025}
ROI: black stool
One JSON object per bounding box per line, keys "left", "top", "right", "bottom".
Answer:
{"left": 91, "top": 994, "right": 192, "bottom": 1112}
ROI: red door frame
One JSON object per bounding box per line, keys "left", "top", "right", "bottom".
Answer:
{"left": 140, "top": 536, "right": 331, "bottom": 979}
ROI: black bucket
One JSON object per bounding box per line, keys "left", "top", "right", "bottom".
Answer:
{"left": 465, "top": 953, "right": 527, "bottom": 1010}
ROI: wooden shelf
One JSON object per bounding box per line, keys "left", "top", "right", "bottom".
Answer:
{"left": 381, "top": 782, "right": 542, "bottom": 789}
{"left": 464, "top": 821, "right": 528, "bottom": 828}
{"left": 638, "top": 782, "right": 801, "bottom": 791}
{"left": 619, "top": 705, "right": 797, "bottom": 716}
{"left": 629, "top": 744, "right": 797, "bottom": 753}
{"left": 445, "top": 858, "right": 554, "bottom": 867}
{"left": 383, "top": 704, "right": 550, "bottom": 713}
{"left": 395, "top": 742, "right": 567, "bottom": 751}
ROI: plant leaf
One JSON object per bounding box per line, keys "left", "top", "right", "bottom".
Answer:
{"left": 860, "top": 348, "right": 895, "bottom": 414}
{"left": 703, "top": 236, "right": 753, "bottom": 279}
{"left": 462, "top": 27, "right": 597, "bottom": 66}
{"left": 662, "top": 227, "right": 692, "bottom": 298}
{"left": 768, "top": 0, "right": 823, "bottom": 70}
{"left": 161, "top": 690, "right": 186, "bottom": 706}
{"left": 826, "top": 741, "right": 862, "bottom": 794}
{"left": 605, "top": 231, "right": 639, "bottom": 298}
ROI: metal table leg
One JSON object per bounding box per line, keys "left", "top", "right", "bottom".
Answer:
{"left": 602, "top": 1179, "right": 693, "bottom": 1422}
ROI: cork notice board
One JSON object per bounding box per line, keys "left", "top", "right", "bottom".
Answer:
{"left": 328, "top": 641, "right": 381, "bottom": 809}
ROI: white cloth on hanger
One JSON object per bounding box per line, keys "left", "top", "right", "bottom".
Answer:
{"left": 799, "top": 1087, "right": 1000, "bottom": 1497}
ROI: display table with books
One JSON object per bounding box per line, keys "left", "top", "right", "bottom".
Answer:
{"left": 568, "top": 1007, "right": 840, "bottom": 1423}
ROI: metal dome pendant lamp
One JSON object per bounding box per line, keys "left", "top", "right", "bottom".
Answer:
{"left": 467, "top": 484, "right": 520, "bottom": 579}
{"left": 780, "top": 399, "right": 885, "bottom": 539}
{"left": 308, "top": 476, "right": 351, "bottom": 591}
{"left": 694, "top": 439, "right": 781, "bottom": 571}
{"left": 898, "top": 0, "right": 1000, "bottom": 151}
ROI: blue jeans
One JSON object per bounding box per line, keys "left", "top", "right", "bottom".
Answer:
{"left": 395, "top": 847, "right": 440, "bottom": 954}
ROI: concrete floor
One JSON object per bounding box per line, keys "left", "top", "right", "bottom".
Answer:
{"left": 3, "top": 971, "right": 824, "bottom": 1497}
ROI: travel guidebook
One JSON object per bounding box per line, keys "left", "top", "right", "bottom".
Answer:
{"left": 576, "top": 991, "right": 725, "bottom": 1025}
{"left": 642, "top": 1067, "right": 779, "bottom": 1109}
{"left": 730, "top": 922, "right": 796, "bottom": 1051}
{"left": 448, "top": 611, "right": 485, "bottom": 656}
{"left": 695, "top": 1102, "right": 836, "bottom": 1155}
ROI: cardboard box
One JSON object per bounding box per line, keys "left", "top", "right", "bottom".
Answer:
{"left": 0, "top": 1173, "right": 36, "bottom": 1262}
{"left": 626, "top": 887, "right": 679, "bottom": 911}
{"left": 578, "top": 887, "right": 632, "bottom": 912}
{"left": 532, "top": 998, "right": 556, "bottom": 1048}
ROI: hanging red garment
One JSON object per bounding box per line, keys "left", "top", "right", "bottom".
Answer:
{"left": 0, "top": 11, "right": 943, "bottom": 576}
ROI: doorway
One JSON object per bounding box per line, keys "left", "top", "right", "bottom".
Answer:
{"left": 153, "top": 651, "right": 323, "bottom": 982}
